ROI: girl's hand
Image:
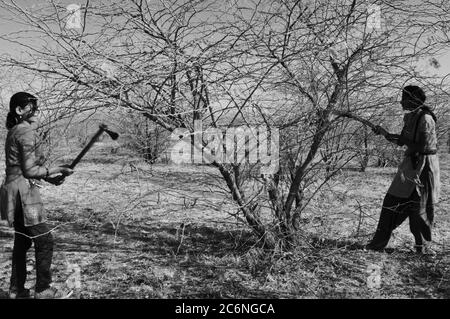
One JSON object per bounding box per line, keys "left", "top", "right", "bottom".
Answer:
{"left": 45, "top": 176, "right": 65, "bottom": 186}
{"left": 59, "top": 166, "right": 74, "bottom": 176}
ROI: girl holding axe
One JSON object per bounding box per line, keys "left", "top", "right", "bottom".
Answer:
{"left": 0, "top": 92, "right": 74, "bottom": 299}
{"left": 335, "top": 86, "right": 439, "bottom": 253}
{"left": 365, "top": 85, "right": 440, "bottom": 254}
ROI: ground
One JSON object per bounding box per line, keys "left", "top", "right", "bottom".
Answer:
{"left": 0, "top": 146, "right": 448, "bottom": 299}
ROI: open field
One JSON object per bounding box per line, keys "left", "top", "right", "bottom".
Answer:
{"left": 1, "top": 0, "right": 450, "bottom": 302}
{"left": 0, "top": 146, "right": 449, "bottom": 299}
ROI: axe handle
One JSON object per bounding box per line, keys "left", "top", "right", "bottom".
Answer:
{"left": 68, "top": 127, "right": 106, "bottom": 169}
{"left": 52, "top": 127, "right": 106, "bottom": 184}
{"left": 332, "top": 110, "right": 378, "bottom": 130}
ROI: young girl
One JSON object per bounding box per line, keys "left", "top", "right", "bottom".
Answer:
{"left": 1, "top": 92, "right": 74, "bottom": 298}
{"left": 366, "top": 85, "right": 440, "bottom": 254}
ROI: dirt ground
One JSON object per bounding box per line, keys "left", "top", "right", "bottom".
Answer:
{"left": 0, "top": 147, "right": 448, "bottom": 299}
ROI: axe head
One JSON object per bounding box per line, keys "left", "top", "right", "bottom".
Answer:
{"left": 99, "top": 124, "right": 119, "bottom": 140}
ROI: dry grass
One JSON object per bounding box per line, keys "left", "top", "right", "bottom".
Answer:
{"left": 0, "top": 146, "right": 448, "bottom": 299}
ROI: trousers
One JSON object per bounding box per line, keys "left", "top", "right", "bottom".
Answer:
{"left": 10, "top": 194, "right": 53, "bottom": 293}
{"left": 367, "top": 190, "right": 433, "bottom": 250}
{"left": 368, "top": 159, "right": 434, "bottom": 251}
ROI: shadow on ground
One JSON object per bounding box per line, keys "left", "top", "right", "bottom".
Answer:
{"left": 47, "top": 219, "right": 284, "bottom": 298}
{"left": 2, "top": 215, "right": 448, "bottom": 299}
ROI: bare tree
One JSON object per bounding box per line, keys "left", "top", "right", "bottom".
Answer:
{"left": 0, "top": 0, "right": 448, "bottom": 249}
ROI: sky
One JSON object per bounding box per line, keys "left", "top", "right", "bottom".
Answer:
{"left": 0, "top": 0, "right": 449, "bottom": 93}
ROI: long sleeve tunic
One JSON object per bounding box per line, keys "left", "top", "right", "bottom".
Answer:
{"left": 387, "top": 107, "right": 440, "bottom": 204}
{"left": 1, "top": 121, "right": 48, "bottom": 226}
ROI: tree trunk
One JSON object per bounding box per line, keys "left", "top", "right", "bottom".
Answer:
{"left": 215, "top": 163, "right": 277, "bottom": 248}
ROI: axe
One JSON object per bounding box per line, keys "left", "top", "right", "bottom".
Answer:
{"left": 332, "top": 110, "right": 378, "bottom": 131}
{"left": 53, "top": 124, "right": 119, "bottom": 183}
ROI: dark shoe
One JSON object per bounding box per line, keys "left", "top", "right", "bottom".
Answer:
{"left": 9, "top": 288, "right": 31, "bottom": 299}
{"left": 415, "top": 244, "right": 436, "bottom": 256}
{"left": 34, "top": 287, "right": 73, "bottom": 299}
